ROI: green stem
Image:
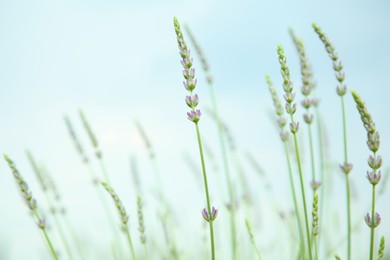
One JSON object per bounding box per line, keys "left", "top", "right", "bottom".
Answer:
{"left": 369, "top": 184, "right": 376, "bottom": 260}
{"left": 284, "top": 142, "right": 305, "bottom": 257}
{"left": 125, "top": 227, "right": 137, "bottom": 260}
{"left": 341, "top": 96, "right": 351, "bottom": 260}
{"left": 195, "top": 123, "right": 215, "bottom": 260}
{"left": 98, "top": 158, "right": 111, "bottom": 184}
{"left": 33, "top": 211, "right": 58, "bottom": 260}
{"left": 308, "top": 124, "right": 316, "bottom": 184}
{"left": 314, "top": 237, "right": 319, "bottom": 260}
{"left": 208, "top": 81, "right": 236, "bottom": 259}
{"left": 291, "top": 115, "right": 313, "bottom": 260}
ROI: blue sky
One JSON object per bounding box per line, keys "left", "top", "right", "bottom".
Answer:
{"left": 0, "top": 0, "right": 389, "bottom": 259}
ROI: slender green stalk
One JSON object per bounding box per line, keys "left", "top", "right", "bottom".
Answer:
{"left": 313, "top": 23, "right": 353, "bottom": 260}
{"left": 245, "top": 218, "right": 262, "bottom": 260}
{"left": 195, "top": 123, "right": 216, "bottom": 260}
{"left": 4, "top": 155, "right": 59, "bottom": 260}
{"left": 185, "top": 24, "right": 236, "bottom": 259}
{"left": 101, "top": 181, "right": 136, "bottom": 260}
{"left": 291, "top": 119, "right": 313, "bottom": 260}
{"left": 284, "top": 143, "right": 305, "bottom": 257}
{"left": 369, "top": 184, "right": 376, "bottom": 260}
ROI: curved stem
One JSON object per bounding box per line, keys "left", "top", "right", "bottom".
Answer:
{"left": 341, "top": 96, "right": 351, "bottom": 260}
{"left": 291, "top": 115, "right": 313, "bottom": 260}
{"left": 33, "top": 211, "right": 58, "bottom": 260}
{"left": 284, "top": 142, "right": 305, "bottom": 257}
{"left": 369, "top": 184, "right": 377, "bottom": 260}
{"left": 208, "top": 81, "right": 236, "bottom": 259}
{"left": 125, "top": 227, "right": 137, "bottom": 260}
{"left": 195, "top": 123, "right": 215, "bottom": 260}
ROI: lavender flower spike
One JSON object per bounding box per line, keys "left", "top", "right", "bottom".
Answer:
{"left": 174, "top": 17, "right": 202, "bottom": 124}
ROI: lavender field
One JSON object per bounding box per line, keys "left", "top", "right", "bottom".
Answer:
{"left": 1, "top": 1, "right": 390, "bottom": 259}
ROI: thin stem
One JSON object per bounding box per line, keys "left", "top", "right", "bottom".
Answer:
{"left": 314, "top": 238, "right": 319, "bottom": 260}
{"left": 284, "top": 142, "right": 305, "bottom": 257}
{"left": 291, "top": 115, "right": 313, "bottom": 260}
{"left": 369, "top": 184, "right": 376, "bottom": 260}
{"left": 195, "top": 123, "right": 215, "bottom": 260}
{"left": 208, "top": 81, "right": 236, "bottom": 259}
{"left": 98, "top": 158, "right": 111, "bottom": 184}
{"left": 308, "top": 125, "right": 316, "bottom": 184}
{"left": 33, "top": 211, "right": 58, "bottom": 260}
{"left": 341, "top": 96, "right": 351, "bottom": 260}
{"left": 125, "top": 227, "right": 137, "bottom": 260}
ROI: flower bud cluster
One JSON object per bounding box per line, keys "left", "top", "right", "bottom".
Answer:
{"left": 174, "top": 17, "right": 202, "bottom": 124}
{"left": 202, "top": 207, "right": 218, "bottom": 223}
{"left": 312, "top": 192, "right": 319, "bottom": 237}
{"left": 277, "top": 44, "right": 300, "bottom": 135}
{"left": 101, "top": 182, "right": 129, "bottom": 232}
{"left": 312, "top": 23, "right": 347, "bottom": 97}
{"left": 365, "top": 212, "right": 381, "bottom": 228}
{"left": 352, "top": 91, "right": 383, "bottom": 186}
{"left": 266, "top": 75, "right": 289, "bottom": 143}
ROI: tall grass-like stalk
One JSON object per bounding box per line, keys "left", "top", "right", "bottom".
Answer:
{"left": 65, "top": 114, "right": 123, "bottom": 257}
{"left": 266, "top": 75, "right": 305, "bottom": 257}
{"left": 289, "top": 30, "right": 319, "bottom": 192}
{"left": 26, "top": 152, "right": 74, "bottom": 260}
{"left": 78, "top": 110, "right": 111, "bottom": 184}
{"left": 137, "top": 195, "right": 149, "bottom": 260}
{"left": 351, "top": 90, "right": 383, "bottom": 260}
{"left": 101, "top": 182, "right": 137, "bottom": 260}
{"left": 277, "top": 44, "right": 312, "bottom": 260}
{"left": 173, "top": 17, "right": 216, "bottom": 260}
{"left": 312, "top": 23, "right": 353, "bottom": 260}
{"left": 4, "top": 155, "right": 59, "bottom": 260}
{"left": 245, "top": 218, "right": 262, "bottom": 260}
{"left": 185, "top": 25, "right": 237, "bottom": 259}
{"left": 312, "top": 192, "right": 319, "bottom": 260}
{"left": 134, "top": 120, "right": 178, "bottom": 259}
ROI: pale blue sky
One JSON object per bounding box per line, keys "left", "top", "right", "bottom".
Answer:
{"left": 0, "top": 0, "right": 389, "bottom": 259}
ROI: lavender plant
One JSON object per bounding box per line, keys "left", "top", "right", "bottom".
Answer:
{"left": 351, "top": 90, "right": 383, "bottom": 260}
{"left": 185, "top": 25, "right": 237, "bottom": 259}
{"left": 277, "top": 44, "right": 312, "bottom": 260}
{"left": 265, "top": 74, "right": 305, "bottom": 257}
{"left": 4, "top": 155, "right": 58, "bottom": 260}
{"left": 101, "top": 181, "right": 136, "bottom": 260}
{"left": 173, "top": 17, "right": 216, "bottom": 259}
{"left": 313, "top": 23, "right": 353, "bottom": 260}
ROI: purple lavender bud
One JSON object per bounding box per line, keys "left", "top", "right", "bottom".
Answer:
{"left": 301, "top": 85, "right": 311, "bottom": 96}
{"left": 202, "top": 208, "right": 209, "bottom": 221}
{"left": 284, "top": 92, "right": 295, "bottom": 103}
{"left": 183, "top": 79, "right": 197, "bottom": 91}
{"left": 185, "top": 94, "right": 199, "bottom": 109}
{"left": 201, "top": 207, "right": 218, "bottom": 222}
{"left": 368, "top": 155, "right": 383, "bottom": 170}
{"left": 336, "top": 85, "right": 347, "bottom": 96}
{"left": 333, "top": 60, "right": 343, "bottom": 72}
{"left": 181, "top": 58, "right": 193, "bottom": 69}
{"left": 285, "top": 103, "right": 296, "bottom": 115}
{"left": 179, "top": 49, "right": 190, "bottom": 59}
{"left": 210, "top": 207, "right": 218, "bottom": 221}
{"left": 366, "top": 170, "right": 382, "bottom": 185}
{"left": 303, "top": 114, "right": 314, "bottom": 124}
{"left": 28, "top": 198, "right": 37, "bottom": 210}
{"left": 37, "top": 217, "right": 46, "bottom": 229}
{"left": 182, "top": 68, "right": 195, "bottom": 80}
{"left": 187, "top": 109, "right": 201, "bottom": 123}
{"left": 301, "top": 99, "right": 312, "bottom": 109}
{"left": 365, "top": 212, "right": 381, "bottom": 228}
{"left": 277, "top": 117, "right": 287, "bottom": 128}
{"left": 290, "top": 121, "right": 299, "bottom": 134}
{"left": 336, "top": 71, "right": 345, "bottom": 83}
{"left": 339, "top": 162, "right": 353, "bottom": 174}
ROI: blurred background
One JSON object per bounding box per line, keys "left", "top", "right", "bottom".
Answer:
{"left": 0, "top": 0, "right": 389, "bottom": 259}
